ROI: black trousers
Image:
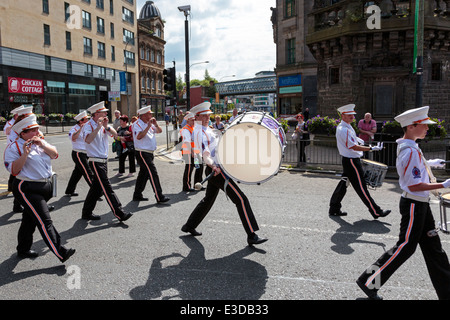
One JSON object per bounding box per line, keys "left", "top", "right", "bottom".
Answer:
{"left": 13, "top": 179, "right": 69, "bottom": 260}
{"left": 82, "top": 161, "right": 126, "bottom": 220}
{"left": 329, "top": 157, "right": 382, "bottom": 218}
{"left": 358, "top": 197, "right": 450, "bottom": 299}
{"left": 118, "top": 150, "right": 136, "bottom": 174}
{"left": 182, "top": 155, "right": 203, "bottom": 190}
{"left": 184, "top": 166, "right": 259, "bottom": 236}
{"left": 9, "top": 174, "right": 22, "bottom": 210}
{"left": 65, "top": 151, "right": 94, "bottom": 194}
{"left": 134, "top": 151, "right": 164, "bottom": 201}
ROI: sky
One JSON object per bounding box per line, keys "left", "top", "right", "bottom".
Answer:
{"left": 137, "top": 0, "right": 276, "bottom": 82}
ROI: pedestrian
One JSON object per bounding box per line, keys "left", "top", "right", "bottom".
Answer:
{"left": 293, "top": 113, "right": 307, "bottom": 163}
{"left": 358, "top": 112, "right": 377, "bottom": 144}
{"left": 116, "top": 115, "right": 136, "bottom": 177}
{"left": 212, "top": 115, "right": 225, "bottom": 133}
{"left": 303, "top": 107, "right": 310, "bottom": 121}
{"left": 181, "top": 102, "right": 268, "bottom": 246}
{"left": 64, "top": 111, "right": 94, "bottom": 197}
{"left": 180, "top": 112, "right": 197, "bottom": 192}
{"left": 3, "top": 105, "right": 24, "bottom": 140}
{"left": 329, "top": 104, "right": 390, "bottom": 219}
{"left": 81, "top": 101, "right": 132, "bottom": 222}
{"left": 131, "top": 106, "right": 170, "bottom": 203}
{"left": 112, "top": 110, "right": 121, "bottom": 158}
{"left": 4, "top": 115, "right": 75, "bottom": 262}
{"left": 357, "top": 106, "right": 450, "bottom": 300}
{"left": 229, "top": 108, "right": 238, "bottom": 123}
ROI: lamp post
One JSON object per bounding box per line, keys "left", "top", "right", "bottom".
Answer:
{"left": 124, "top": 36, "right": 136, "bottom": 120}
{"left": 413, "top": 0, "right": 424, "bottom": 108}
{"left": 178, "top": 5, "right": 191, "bottom": 109}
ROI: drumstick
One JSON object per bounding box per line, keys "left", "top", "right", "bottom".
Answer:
{"left": 194, "top": 171, "right": 215, "bottom": 190}
{"left": 440, "top": 161, "right": 450, "bottom": 164}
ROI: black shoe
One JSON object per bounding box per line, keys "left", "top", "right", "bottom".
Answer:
{"left": 132, "top": 196, "right": 149, "bottom": 201}
{"left": 17, "top": 250, "right": 39, "bottom": 259}
{"left": 65, "top": 193, "right": 79, "bottom": 197}
{"left": 356, "top": 279, "right": 383, "bottom": 300}
{"left": 157, "top": 196, "right": 170, "bottom": 203}
{"left": 374, "top": 210, "right": 391, "bottom": 219}
{"left": 329, "top": 210, "right": 347, "bottom": 217}
{"left": 82, "top": 213, "right": 101, "bottom": 220}
{"left": 60, "top": 248, "right": 76, "bottom": 263}
{"left": 247, "top": 233, "right": 268, "bottom": 246}
{"left": 48, "top": 205, "right": 55, "bottom": 212}
{"left": 119, "top": 212, "right": 133, "bottom": 222}
{"left": 181, "top": 225, "right": 202, "bottom": 236}
{"left": 183, "top": 188, "right": 196, "bottom": 192}
{"left": 13, "top": 206, "right": 23, "bottom": 213}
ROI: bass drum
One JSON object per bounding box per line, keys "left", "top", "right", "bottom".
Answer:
{"left": 216, "top": 111, "right": 286, "bottom": 184}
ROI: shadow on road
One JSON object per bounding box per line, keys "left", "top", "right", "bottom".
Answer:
{"left": 129, "top": 236, "right": 268, "bottom": 300}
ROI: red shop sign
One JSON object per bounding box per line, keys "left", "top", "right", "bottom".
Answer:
{"left": 8, "top": 77, "right": 43, "bottom": 95}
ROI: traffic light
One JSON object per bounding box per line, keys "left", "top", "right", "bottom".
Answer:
{"left": 163, "top": 67, "right": 176, "bottom": 92}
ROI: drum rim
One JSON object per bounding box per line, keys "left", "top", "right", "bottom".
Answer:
{"left": 361, "top": 159, "right": 388, "bottom": 167}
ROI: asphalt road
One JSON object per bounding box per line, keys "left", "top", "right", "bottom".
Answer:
{"left": 1, "top": 132, "right": 449, "bottom": 303}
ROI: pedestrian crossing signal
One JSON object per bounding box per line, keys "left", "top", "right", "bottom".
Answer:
{"left": 163, "top": 67, "right": 176, "bottom": 92}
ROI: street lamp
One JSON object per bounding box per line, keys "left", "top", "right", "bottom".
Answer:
{"left": 413, "top": 0, "right": 424, "bottom": 108}
{"left": 178, "top": 5, "right": 193, "bottom": 109}
{"left": 124, "top": 36, "right": 136, "bottom": 120}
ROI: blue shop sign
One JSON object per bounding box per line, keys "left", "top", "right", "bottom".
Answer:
{"left": 278, "top": 74, "right": 302, "bottom": 87}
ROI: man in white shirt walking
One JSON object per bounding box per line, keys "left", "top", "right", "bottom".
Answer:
{"left": 329, "top": 104, "right": 390, "bottom": 219}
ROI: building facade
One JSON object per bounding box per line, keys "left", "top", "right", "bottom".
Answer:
{"left": 272, "top": 0, "right": 318, "bottom": 117}
{"left": 0, "top": 0, "right": 138, "bottom": 117}
{"left": 306, "top": 0, "right": 450, "bottom": 123}
{"left": 137, "top": 1, "right": 166, "bottom": 120}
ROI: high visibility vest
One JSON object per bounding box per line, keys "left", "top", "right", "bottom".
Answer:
{"left": 180, "top": 125, "right": 197, "bottom": 155}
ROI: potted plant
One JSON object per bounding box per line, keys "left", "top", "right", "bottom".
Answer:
{"left": 425, "top": 118, "right": 447, "bottom": 141}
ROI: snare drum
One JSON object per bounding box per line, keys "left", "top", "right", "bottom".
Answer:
{"left": 216, "top": 111, "right": 287, "bottom": 184}
{"left": 361, "top": 159, "right": 388, "bottom": 188}
{"left": 438, "top": 193, "right": 450, "bottom": 234}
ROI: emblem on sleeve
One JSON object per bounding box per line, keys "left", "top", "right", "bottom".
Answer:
{"left": 412, "top": 167, "right": 421, "bottom": 179}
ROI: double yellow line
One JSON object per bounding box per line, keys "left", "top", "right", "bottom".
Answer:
{"left": 0, "top": 184, "right": 11, "bottom": 196}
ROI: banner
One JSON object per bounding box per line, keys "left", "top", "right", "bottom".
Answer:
{"left": 8, "top": 77, "right": 43, "bottom": 95}
{"left": 119, "top": 72, "right": 127, "bottom": 92}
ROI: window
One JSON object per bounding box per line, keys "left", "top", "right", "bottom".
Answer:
{"left": 431, "top": 63, "right": 442, "bottom": 81}
{"left": 123, "top": 29, "right": 134, "bottom": 45}
{"left": 286, "top": 38, "right": 295, "bottom": 64}
{"left": 84, "top": 37, "right": 93, "bottom": 55}
{"left": 66, "top": 31, "right": 72, "bottom": 50}
{"left": 140, "top": 47, "right": 145, "bottom": 59}
{"left": 141, "top": 75, "right": 145, "bottom": 89}
{"left": 98, "top": 42, "right": 106, "bottom": 58}
{"left": 98, "top": 67, "right": 106, "bottom": 78}
{"left": 112, "top": 69, "right": 116, "bottom": 81}
{"left": 96, "top": 0, "right": 104, "bottom": 10}
{"left": 64, "top": 2, "right": 70, "bottom": 21}
{"left": 97, "top": 17, "right": 105, "bottom": 34}
{"left": 67, "top": 60, "right": 73, "bottom": 74}
{"left": 329, "top": 67, "right": 340, "bottom": 85}
{"left": 156, "top": 51, "right": 161, "bottom": 64}
{"left": 44, "top": 24, "right": 51, "bottom": 45}
{"left": 110, "top": 0, "right": 114, "bottom": 15}
{"left": 285, "top": 0, "right": 295, "bottom": 18}
{"left": 82, "top": 11, "right": 91, "bottom": 29}
{"left": 110, "top": 22, "right": 114, "bottom": 38}
{"left": 85, "top": 64, "right": 93, "bottom": 76}
{"left": 124, "top": 0, "right": 133, "bottom": 5}
{"left": 124, "top": 50, "right": 135, "bottom": 66}
{"left": 43, "top": 0, "right": 49, "bottom": 13}
{"left": 45, "top": 56, "right": 51, "bottom": 71}
{"left": 111, "top": 45, "right": 115, "bottom": 61}
{"left": 122, "top": 7, "right": 134, "bottom": 24}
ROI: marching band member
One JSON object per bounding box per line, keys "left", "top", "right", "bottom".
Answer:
{"left": 64, "top": 111, "right": 94, "bottom": 197}
{"left": 132, "top": 106, "right": 169, "bottom": 203}
{"left": 4, "top": 115, "right": 75, "bottom": 262}
{"left": 180, "top": 112, "right": 197, "bottom": 192}
{"left": 329, "top": 104, "right": 391, "bottom": 219}
{"left": 357, "top": 106, "right": 450, "bottom": 300}
{"left": 81, "top": 102, "right": 132, "bottom": 222}
{"left": 3, "top": 105, "right": 25, "bottom": 140}
{"left": 181, "top": 102, "right": 267, "bottom": 246}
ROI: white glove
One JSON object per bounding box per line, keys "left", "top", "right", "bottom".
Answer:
{"left": 443, "top": 179, "right": 450, "bottom": 188}
{"left": 427, "top": 159, "right": 445, "bottom": 168}
{"left": 371, "top": 142, "right": 383, "bottom": 152}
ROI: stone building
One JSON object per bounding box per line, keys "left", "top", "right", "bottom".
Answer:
{"left": 138, "top": 1, "right": 166, "bottom": 119}
{"left": 306, "top": 0, "right": 450, "bottom": 123}
{"left": 271, "top": 0, "right": 318, "bottom": 117}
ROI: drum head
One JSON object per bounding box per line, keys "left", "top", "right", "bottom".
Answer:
{"left": 442, "top": 193, "right": 450, "bottom": 201}
{"left": 216, "top": 121, "right": 282, "bottom": 184}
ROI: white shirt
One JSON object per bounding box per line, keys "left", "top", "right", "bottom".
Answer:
{"left": 396, "top": 138, "right": 430, "bottom": 198}
{"left": 68, "top": 124, "right": 86, "bottom": 151}
{"left": 336, "top": 121, "right": 363, "bottom": 158}
{"left": 132, "top": 118, "right": 157, "bottom": 151}
{"left": 83, "top": 119, "right": 111, "bottom": 158}
{"left": 4, "top": 138, "right": 53, "bottom": 180}
{"left": 193, "top": 124, "right": 219, "bottom": 164}
{"left": 3, "top": 118, "right": 14, "bottom": 136}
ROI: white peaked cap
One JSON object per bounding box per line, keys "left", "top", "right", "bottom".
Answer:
{"left": 87, "top": 101, "right": 108, "bottom": 114}
{"left": 137, "top": 106, "right": 153, "bottom": 115}
{"left": 394, "top": 106, "right": 436, "bottom": 127}
{"left": 189, "top": 101, "right": 212, "bottom": 115}
{"left": 12, "top": 114, "right": 39, "bottom": 133}
{"left": 337, "top": 104, "right": 356, "bottom": 115}
{"left": 75, "top": 111, "right": 89, "bottom": 121}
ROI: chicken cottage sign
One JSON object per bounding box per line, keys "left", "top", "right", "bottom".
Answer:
{"left": 8, "top": 77, "right": 44, "bottom": 95}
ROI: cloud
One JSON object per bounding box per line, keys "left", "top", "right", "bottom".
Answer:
{"left": 137, "top": 0, "right": 276, "bottom": 81}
